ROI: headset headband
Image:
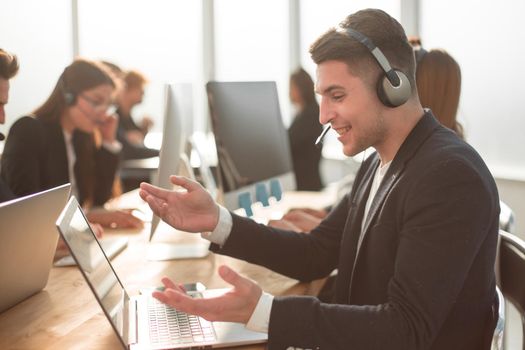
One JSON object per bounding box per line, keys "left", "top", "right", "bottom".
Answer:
{"left": 344, "top": 28, "right": 401, "bottom": 87}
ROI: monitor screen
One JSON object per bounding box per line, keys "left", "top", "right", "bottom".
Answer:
{"left": 206, "top": 81, "right": 295, "bottom": 210}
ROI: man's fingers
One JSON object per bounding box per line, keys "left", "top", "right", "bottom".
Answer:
{"left": 170, "top": 175, "right": 202, "bottom": 192}
{"left": 161, "top": 277, "right": 179, "bottom": 290}
{"left": 218, "top": 265, "right": 252, "bottom": 291}
{"left": 141, "top": 192, "right": 167, "bottom": 214}
{"left": 140, "top": 182, "right": 172, "bottom": 200}
{"left": 153, "top": 289, "right": 202, "bottom": 316}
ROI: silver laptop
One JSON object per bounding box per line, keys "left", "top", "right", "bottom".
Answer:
{"left": 56, "top": 196, "right": 267, "bottom": 349}
{"left": 54, "top": 236, "right": 129, "bottom": 267}
{"left": 0, "top": 183, "right": 71, "bottom": 313}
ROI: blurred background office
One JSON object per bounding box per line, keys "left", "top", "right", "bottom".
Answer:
{"left": 0, "top": 0, "right": 524, "bottom": 252}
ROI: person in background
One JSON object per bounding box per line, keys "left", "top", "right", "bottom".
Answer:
{"left": 139, "top": 9, "right": 499, "bottom": 349}
{"left": 288, "top": 67, "right": 323, "bottom": 191}
{"left": 0, "top": 48, "right": 19, "bottom": 202}
{"left": 116, "top": 69, "right": 159, "bottom": 160}
{"left": 415, "top": 47, "right": 463, "bottom": 138}
{"left": 273, "top": 42, "right": 464, "bottom": 233}
{"left": 1, "top": 58, "right": 142, "bottom": 229}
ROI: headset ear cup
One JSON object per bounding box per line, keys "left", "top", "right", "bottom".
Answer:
{"left": 64, "top": 91, "right": 76, "bottom": 106}
{"left": 377, "top": 70, "right": 411, "bottom": 107}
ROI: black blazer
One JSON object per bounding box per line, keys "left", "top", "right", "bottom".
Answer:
{"left": 288, "top": 103, "right": 323, "bottom": 191}
{"left": 1, "top": 116, "right": 119, "bottom": 206}
{"left": 0, "top": 178, "right": 14, "bottom": 203}
{"left": 211, "top": 111, "right": 500, "bottom": 350}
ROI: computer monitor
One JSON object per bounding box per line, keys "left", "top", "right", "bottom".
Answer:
{"left": 148, "top": 83, "right": 209, "bottom": 261}
{"left": 150, "top": 83, "right": 192, "bottom": 239}
{"left": 206, "top": 81, "right": 295, "bottom": 211}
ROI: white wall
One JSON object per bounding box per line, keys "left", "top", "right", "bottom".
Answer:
{"left": 0, "top": 0, "right": 73, "bottom": 135}
{"left": 213, "top": 0, "right": 290, "bottom": 126}
{"left": 496, "top": 178, "right": 525, "bottom": 235}
{"left": 77, "top": 0, "right": 203, "bottom": 133}
{"left": 420, "top": 0, "right": 525, "bottom": 236}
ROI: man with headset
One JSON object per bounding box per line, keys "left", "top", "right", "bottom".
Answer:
{"left": 0, "top": 48, "right": 19, "bottom": 202}
{"left": 140, "top": 9, "right": 499, "bottom": 350}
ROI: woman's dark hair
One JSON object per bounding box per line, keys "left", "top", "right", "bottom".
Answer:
{"left": 33, "top": 58, "right": 116, "bottom": 207}
{"left": 33, "top": 58, "right": 115, "bottom": 122}
{"left": 290, "top": 68, "right": 317, "bottom": 106}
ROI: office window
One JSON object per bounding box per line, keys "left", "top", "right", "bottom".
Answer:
{"left": 77, "top": 0, "right": 203, "bottom": 133}
{"left": 213, "top": 0, "right": 290, "bottom": 124}
{"left": 300, "top": 0, "right": 400, "bottom": 76}
{"left": 0, "top": 0, "right": 73, "bottom": 132}
{"left": 420, "top": 0, "right": 525, "bottom": 180}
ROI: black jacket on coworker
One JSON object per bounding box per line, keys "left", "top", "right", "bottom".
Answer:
{"left": 116, "top": 108, "right": 159, "bottom": 160}
{"left": 1, "top": 116, "right": 118, "bottom": 206}
{"left": 288, "top": 102, "right": 323, "bottom": 191}
{"left": 211, "top": 111, "right": 500, "bottom": 350}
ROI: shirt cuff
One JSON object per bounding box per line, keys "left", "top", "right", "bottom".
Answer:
{"left": 102, "top": 140, "right": 122, "bottom": 154}
{"left": 200, "top": 205, "right": 232, "bottom": 245}
{"left": 245, "top": 292, "right": 273, "bottom": 333}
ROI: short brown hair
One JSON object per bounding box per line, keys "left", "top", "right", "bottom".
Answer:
{"left": 0, "top": 48, "right": 19, "bottom": 80}
{"left": 310, "top": 9, "right": 416, "bottom": 94}
{"left": 290, "top": 68, "right": 316, "bottom": 106}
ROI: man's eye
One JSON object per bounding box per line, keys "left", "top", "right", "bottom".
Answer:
{"left": 332, "top": 94, "right": 344, "bottom": 101}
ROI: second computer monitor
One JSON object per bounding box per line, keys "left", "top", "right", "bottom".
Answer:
{"left": 206, "top": 81, "right": 295, "bottom": 211}
{"left": 150, "top": 83, "right": 192, "bottom": 239}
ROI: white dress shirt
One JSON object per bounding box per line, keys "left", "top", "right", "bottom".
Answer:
{"left": 200, "top": 162, "right": 390, "bottom": 333}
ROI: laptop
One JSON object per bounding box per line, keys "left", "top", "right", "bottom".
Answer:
{"left": 56, "top": 196, "right": 267, "bottom": 349}
{"left": 54, "top": 236, "right": 129, "bottom": 267}
{"left": 0, "top": 183, "right": 71, "bottom": 313}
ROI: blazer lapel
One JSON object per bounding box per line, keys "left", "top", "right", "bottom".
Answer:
{"left": 348, "top": 111, "right": 442, "bottom": 296}
{"left": 335, "top": 155, "right": 379, "bottom": 303}
{"left": 358, "top": 162, "right": 403, "bottom": 250}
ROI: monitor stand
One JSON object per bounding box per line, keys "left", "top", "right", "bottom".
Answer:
{"left": 147, "top": 219, "right": 210, "bottom": 261}
{"left": 146, "top": 241, "right": 210, "bottom": 261}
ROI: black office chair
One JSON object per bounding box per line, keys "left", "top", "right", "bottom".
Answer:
{"left": 498, "top": 229, "right": 525, "bottom": 350}
{"left": 491, "top": 286, "right": 505, "bottom": 350}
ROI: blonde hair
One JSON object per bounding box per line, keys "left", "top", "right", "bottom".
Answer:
{"left": 124, "top": 70, "right": 148, "bottom": 90}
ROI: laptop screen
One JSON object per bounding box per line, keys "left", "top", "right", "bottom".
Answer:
{"left": 56, "top": 197, "right": 129, "bottom": 345}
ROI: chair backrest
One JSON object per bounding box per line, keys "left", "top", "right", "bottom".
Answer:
{"left": 498, "top": 229, "right": 525, "bottom": 350}
{"left": 499, "top": 201, "right": 516, "bottom": 234}
{"left": 491, "top": 286, "right": 505, "bottom": 350}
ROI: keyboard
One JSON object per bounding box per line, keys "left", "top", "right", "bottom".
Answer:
{"left": 148, "top": 296, "right": 216, "bottom": 345}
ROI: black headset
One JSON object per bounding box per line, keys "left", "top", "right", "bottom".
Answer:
{"left": 414, "top": 47, "right": 428, "bottom": 64}
{"left": 60, "top": 68, "right": 76, "bottom": 106}
{"left": 345, "top": 28, "right": 411, "bottom": 107}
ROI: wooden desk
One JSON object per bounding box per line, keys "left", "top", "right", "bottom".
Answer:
{"left": 0, "top": 190, "right": 335, "bottom": 349}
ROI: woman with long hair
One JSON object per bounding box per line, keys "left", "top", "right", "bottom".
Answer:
{"left": 1, "top": 58, "right": 142, "bottom": 228}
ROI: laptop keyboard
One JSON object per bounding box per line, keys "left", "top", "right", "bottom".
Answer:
{"left": 148, "top": 295, "right": 217, "bottom": 345}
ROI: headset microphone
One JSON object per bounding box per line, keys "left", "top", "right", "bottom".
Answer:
{"left": 77, "top": 103, "right": 105, "bottom": 126}
{"left": 315, "top": 125, "right": 331, "bottom": 148}
{"left": 0, "top": 132, "right": 5, "bottom": 141}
